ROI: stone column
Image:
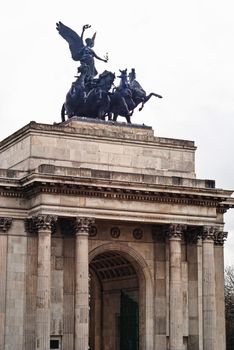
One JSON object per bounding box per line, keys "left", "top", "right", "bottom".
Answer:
{"left": 0, "top": 217, "right": 12, "bottom": 350}
{"left": 73, "top": 217, "right": 95, "bottom": 350}
{"left": 202, "top": 226, "right": 217, "bottom": 350}
{"left": 214, "top": 230, "right": 228, "bottom": 350}
{"left": 185, "top": 228, "right": 204, "bottom": 349}
{"left": 168, "top": 224, "right": 186, "bottom": 350}
{"left": 33, "top": 215, "right": 57, "bottom": 350}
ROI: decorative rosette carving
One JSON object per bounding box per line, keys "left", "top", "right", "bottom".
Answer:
{"left": 0, "top": 217, "right": 12, "bottom": 232}
{"left": 89, "top": 226, "right": 98, "bottom": 237}
{"left": 133, "top": 228, "right": 143, "bottom": 240}
{"left": 110, "top": 227, "right": 120, "bottom": 238}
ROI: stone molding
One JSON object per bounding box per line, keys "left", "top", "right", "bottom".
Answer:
{"left": 25, "top": 215, "right": 57, "bottom": 234}
{"left": 38, "top": 185, "right": 220, "bottom": 208}
{"left": 217, "top": 206, "right": 228, "bottom": 214}
{"left": 167, "top": 224, "right": 187, "bottom": 239}
{"left": 0, "top": 217, "right": 12, "bottom": 232}
{"left": 73, "top": 217, "right": 95, "bottom": 235}
{"left": 214, "top": 231, "right": 228, "bottom": 246}
{"left": 0, "top": 180, "right": 225, "bottom": 209}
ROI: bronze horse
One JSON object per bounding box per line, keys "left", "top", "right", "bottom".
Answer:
{"left": 61, "top": 68, "right": 115, "bottom": 121}
{"left": 108, "top": 69, "right": 162, "bottom": 123}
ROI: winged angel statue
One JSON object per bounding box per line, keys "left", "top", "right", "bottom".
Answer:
{"left": 56, "top": 22, "right": 162, "bottom": 123}
{"left": 56, "top": 22, "right": 108, "bottom": 80}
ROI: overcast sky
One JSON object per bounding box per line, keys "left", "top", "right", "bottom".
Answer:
{"left": 0, "top": 0, "right": 233, "bottom": 264}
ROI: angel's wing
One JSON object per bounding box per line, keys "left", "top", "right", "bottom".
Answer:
{"left": 56, "top": 21, "right": 84, "bottom": 61}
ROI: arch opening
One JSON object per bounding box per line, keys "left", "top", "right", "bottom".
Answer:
{"left": 89, "top": 251, "right": 140, "bottom": 350}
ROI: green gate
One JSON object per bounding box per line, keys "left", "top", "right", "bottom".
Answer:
{"left": 120, "top": 291, "right": 139, "bottom": 350}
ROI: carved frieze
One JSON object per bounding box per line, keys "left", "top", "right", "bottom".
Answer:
{"left": 0, "top": 217, "right": 12, "bottom": 232}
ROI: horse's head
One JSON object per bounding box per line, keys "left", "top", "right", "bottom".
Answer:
{"left": 97, "top": 70, "right": 115, "bottom": 90}
{"left": 118, "top": 68, "right": 127, "bottom": 79}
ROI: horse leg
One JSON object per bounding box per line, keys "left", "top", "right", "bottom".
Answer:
{"left": 113, "top": 113, "right": 118, "bottom": 122}
{"left": 125, "top": 114, "right": 131, "bottom": 124}
{"left": 139, "top": 102, "right": 144, "bottom": 111}
{"left": 144, "top": 93, "right": 162, "bottom": 103}
{"left": 138, "top": 93, "right": 162, "bottom": 112}
{"left": 61, "top": 104, "right": 66, "bottom": 122}
{"left": 120, "top": 97, "right": 131, "bottom": 116}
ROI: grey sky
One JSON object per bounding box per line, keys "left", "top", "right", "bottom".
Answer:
{"left": 0, "top": 0, "right": 233, "bottom": 264}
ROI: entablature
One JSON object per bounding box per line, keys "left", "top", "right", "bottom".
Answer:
{"left": 0, "top": 165, "right": 233, "bottom": 214}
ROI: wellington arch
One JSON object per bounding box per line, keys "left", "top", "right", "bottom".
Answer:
{"left": 0, "top": 118, "right": 233, "bottom": 350}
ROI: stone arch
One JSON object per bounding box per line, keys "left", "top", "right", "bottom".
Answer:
{"left": 89, "top": 242, "right": 154, "bottom": 350}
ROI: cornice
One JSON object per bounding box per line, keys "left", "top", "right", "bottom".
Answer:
{"left": 0, "top": 120, "right": 196, "bottom": 152}
{"left": 25, "top": 182, "right": 222, "bottom": 206}
{"left": 0, "top": 176, "right": 232, "bottom": 209}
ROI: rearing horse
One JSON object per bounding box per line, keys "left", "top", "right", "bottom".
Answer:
{"left": 128, "top": 68, "right": 162, "bottom": 111}
{"left": 109, "top": 69, "right": 135, "bottom": 123}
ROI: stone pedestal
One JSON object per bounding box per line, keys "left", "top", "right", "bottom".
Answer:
{"left": 74, "top": 217, "right": 94, "bottom": 350}
{"left": 168, "top": 224, "right": 185, "bottom": 350}
{"left": 33, "top": 215, "right": 57, "bottom": 350}
{"left": 202, "top": 226, "right": 217, "bottom": 350}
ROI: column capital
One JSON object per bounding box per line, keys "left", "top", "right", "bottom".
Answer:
{"left": 0, "top": 217, "right": 12, "bottom": 232}
{"left": 73, "top": 217, "right": 95, "bottom": 236}
{"left": 167, "top": 223, "right": 187, "bottom": 239}
{"left": 214, "top": 230, "right": 228, "bottom": 246}
{"left": 202, "top": 226, "right": 218, "bottom": 241}
{"left": 25, "top": 215, "right": 57, "bottom": 234}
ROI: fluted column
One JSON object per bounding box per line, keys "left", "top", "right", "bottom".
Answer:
{"left": 214, "top": 230, "right": 228, "bottom": 350}
{"left": 33, "top": 215, "right": 57, "bottom": 350}
{"left": 74, "top": 217, "right": 95, "bottom": 350}
{"left": 168, "top": 224, "right": 186, "bottom": 350}
{"left": 0, "top": 217, "right": 12, "bottom": 350}
{"left": 202, "top": 226, "right": 217, "bottom": 350}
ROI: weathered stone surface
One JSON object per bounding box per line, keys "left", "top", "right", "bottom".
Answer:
{"left": 0, "top": 120, "right": 196, "bottom": 178}
{"left": 0, "top": 119, "right": 233, "bottom": 350}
